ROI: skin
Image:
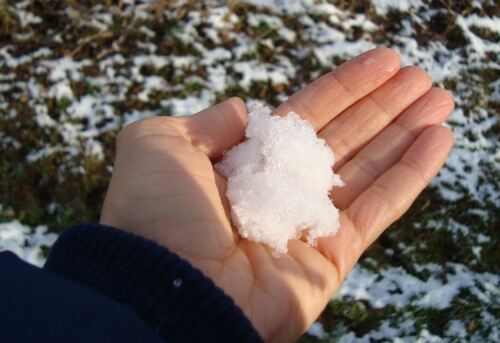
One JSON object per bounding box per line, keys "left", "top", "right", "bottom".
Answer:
{"left": 100, "top": 48, "right": 455, "bottom": 343}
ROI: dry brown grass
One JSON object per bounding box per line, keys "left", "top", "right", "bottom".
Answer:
{"left": 0, "top": 1, "right": 18, "bottom": 37}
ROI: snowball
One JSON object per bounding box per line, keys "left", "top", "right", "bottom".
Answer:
{"left": 216, "top": 105, "right": 343, "bottom": 254}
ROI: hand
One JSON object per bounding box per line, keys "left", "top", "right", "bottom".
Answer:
{"left": 100, "top": 47, "right": 454, "bottom": 343}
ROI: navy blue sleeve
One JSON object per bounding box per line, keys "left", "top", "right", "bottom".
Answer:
{"left": 0, "top": 251, "right": 162, "bottom": 343}
{"left": 43, "top": 223, "right": 263, "bottom": 343}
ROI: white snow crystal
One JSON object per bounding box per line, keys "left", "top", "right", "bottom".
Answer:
{"left": 216, "top": 105, "right": 343, "bottom": 254}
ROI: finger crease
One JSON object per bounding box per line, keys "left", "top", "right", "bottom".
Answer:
{"left": 367, "top": 93, "right": 394, "bottom": 122}
{"left": 350, "top": 154, "right": 382, "bottom": 181}
{"left": 398, "top": 158, "right": 428, "bottom": 185}
{"left": 330, "top": 71, "right": 357, "bottom": 104}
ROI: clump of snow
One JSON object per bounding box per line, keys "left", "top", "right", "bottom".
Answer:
{"left": 216, "top": 105, "right": 343, "bottom": 254}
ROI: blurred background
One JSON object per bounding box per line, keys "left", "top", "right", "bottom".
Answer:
{"left": 0, "top": 0, "right": 498, "bottom": 341}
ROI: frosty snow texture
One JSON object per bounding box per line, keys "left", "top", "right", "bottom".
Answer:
{"left": 216, "top": 105, "right": 343, "bottom": 254}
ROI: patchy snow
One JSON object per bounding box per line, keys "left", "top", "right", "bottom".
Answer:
{"left": 201, "top": 47, "right": 232, "bottom": 66}
{"left": 371, "top": 0, "right": 424, "bottom": 15}
{"left": 41, "top": 57, "right": 91, "bottom": 82}
{"left": 0, "top": 46, "right": 52, "bottom": 68}
{"left": 48, "top": 81, "right": 74, "bottom": 100}
{"left": 0, "top": 221, "right": 57, "bottom": 267}
{"left": 137, "top": 76, "right": 167, "bottom": 102}
{"left": 233, "top": 61, "right": 291, "bottom": 88}
{"left": 308, "top": 322, "right": 326, "bottom": 339}
{"left": 339, "top": 263, "right": 499, "bottom": 310}
{"left": 337, "top": 320, "right": 447, "bottom": 343}
{"left": 1, "top": 0, "right": 498, "bottom": 341}
{"left": 16, "top": 9, "right": 43, "bottom": 27}
{"left": 161, "top": 89, "right": 214, "bottom": 116}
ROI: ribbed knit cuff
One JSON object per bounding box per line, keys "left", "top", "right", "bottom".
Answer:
{"left": 44, "top": 223, "right": 262, "bottom": 343}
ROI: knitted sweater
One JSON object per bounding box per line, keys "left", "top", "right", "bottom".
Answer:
{"left": 0, "top": 223, "right": 263, "bottom": 343}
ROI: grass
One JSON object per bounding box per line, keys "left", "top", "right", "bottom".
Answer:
{"left": 0, "top": 1, "right": 18, "bottom": 37}
{"left": 0, "top": 0, "right": 498, "bottom": 341}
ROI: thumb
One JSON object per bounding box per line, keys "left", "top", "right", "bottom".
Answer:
{"left": 171, "top": 97, "right": 248, "bottom": 160}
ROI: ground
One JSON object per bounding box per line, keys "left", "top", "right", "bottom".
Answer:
{"left": 0, "top": 0, "right": 498, "bottom": 341}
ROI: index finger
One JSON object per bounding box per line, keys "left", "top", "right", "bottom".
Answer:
{"left": 274, "top": 47, "right": 400, "bottom": 131}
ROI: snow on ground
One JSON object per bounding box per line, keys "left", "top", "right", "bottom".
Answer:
{"left": 340, "top": 262, "right": 499, "bottom": 324}
{"left": 0, "top": 219, "right": 57, "bottom": 267}
{"left": 0, "top": 0, "right": 498, "bottom": 341}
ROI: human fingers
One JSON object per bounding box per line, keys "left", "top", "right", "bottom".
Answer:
{"left": 345, "top": 125, "right": 454, "bottom": 250}
{"left": 332, "top": 88, "right": 454, "bottom": 210}
{"left": 274, "top": 47, "right": 400, "bottom": 131}
{"left": 170, "top": 97, "right": 248, "bottom": 160}
{"left": 316, "top": 125, "right": 453, "bottom": 280}
{"left": 319, "top": 66, "right": 432, "bottom": 168}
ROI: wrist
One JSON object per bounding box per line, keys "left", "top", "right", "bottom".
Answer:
{"left": 45, "top": 223, "right": 263, "bottom": 343}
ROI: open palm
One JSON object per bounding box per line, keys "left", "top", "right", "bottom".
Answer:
{"left": 101, "top": 48, "right": 454, "bottom": 343}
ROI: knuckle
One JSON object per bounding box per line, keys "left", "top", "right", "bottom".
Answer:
{"left": 226, "top": 96, "right": 246, "bottom": 111}
{"left": 431, "top": 87, "right": 455, "bottom": 109}
{"left": 116, "top": 122, "right": 136, "bottom": 145}
{"left": 116, "top": 118, "right": 153, "bottom": 145}
{"left": 402, "top": 65, "right": 432, "bottom": 84}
